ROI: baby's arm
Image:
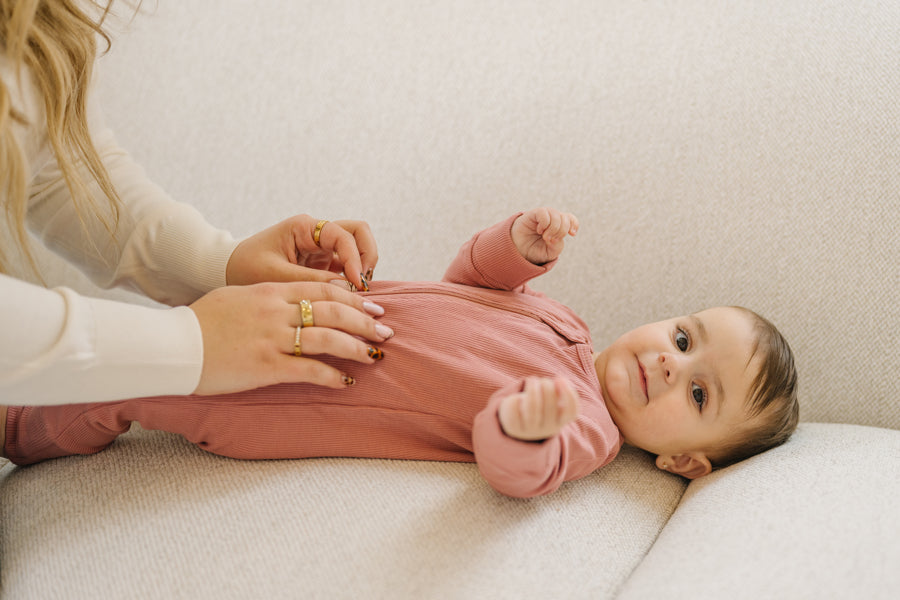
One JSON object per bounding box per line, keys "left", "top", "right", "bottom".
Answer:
{"left": 442, "top": 208, "right": 578, "bottom": 291}
{"left": 472, "top": 377, "right": 620, "bottom": 498}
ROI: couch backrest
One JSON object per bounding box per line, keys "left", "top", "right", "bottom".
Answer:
{"left": 23, "top": 1, "right": 899, "bottom": 429}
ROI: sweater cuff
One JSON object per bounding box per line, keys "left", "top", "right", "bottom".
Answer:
{"left": 88, "top": 294, "right": 203, "bottom": 400}
{"left": 2, "top": 288, "right": 204, "bottom": 405}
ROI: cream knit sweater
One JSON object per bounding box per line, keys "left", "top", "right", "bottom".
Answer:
{"left": 1, "top": 58, "right": 238, "bottom": 405}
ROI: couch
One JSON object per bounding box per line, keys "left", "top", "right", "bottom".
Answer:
{"left": 2, "top": 2, "right": 898, "bottom": 598}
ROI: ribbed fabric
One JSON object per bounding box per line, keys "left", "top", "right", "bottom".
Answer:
{"left": 5, "top": 217, "right": 622, "bottom": 498}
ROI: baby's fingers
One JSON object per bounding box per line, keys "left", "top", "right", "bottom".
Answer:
{"left": 562, "top": 213, "right": 580, "bottom": 237}
{"left": 551, "top": 212, "right": 579, "bottom": 239}
{"left": 539, "top": 209, "right": 579, "bottom": 242}
{"left": 525, "top": 378, "right": 551, "bottom": 432}
{"left": 539, "top": 377, "right": 561, "bottom": 427}
{"left": 554, "top": 377, "right": 580, "bottom": 427}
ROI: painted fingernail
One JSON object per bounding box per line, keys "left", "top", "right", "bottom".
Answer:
{"left": 363, "top": 301, "right": 385, "bottom": 316}
{"left": 367, "top": 346, "right": 384, "bottom": 360}
{"left": 359, "top": 273, "right": 370, "bottom": 292}
{"left": 375, "top": 323, "right": 394, "bottom": 339}
{"left": 329, "top": 279, "right": 354, "bottom": 291}
{"left": 342, "top": 374, "right": 355, "bottom": 386}
{"left": 365, "top": 268, "right": 374, "bottom": 281}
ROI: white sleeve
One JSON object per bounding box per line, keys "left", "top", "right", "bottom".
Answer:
{"left": 0, "top": 274, "right": 203, "bottom": 405}
{"left": 0, "top": 67, "right": 218, "bottom": 404}
{"left": 25, "top": 84, "right": 239, "bottom": 307}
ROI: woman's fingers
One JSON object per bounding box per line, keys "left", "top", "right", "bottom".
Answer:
{"left": 189, "top": 281, "right": 391, "bottom": 395}
{"left": 263, "top": 354, "right": 347, "bottom": 389}
{"left": 278, "top": 279, "right": 365, "bottom": 311}
{"left": 226, "top": 215, "right": 380, "bottom": 290}
{"left": 316, "top": 220, "right": 379, "bottom": 290}
{"left": 289, "top": 299, "right": 393, "bottom": 342}
{"left": 332, "top": 219, "right": 379, "bottom": 281}
{"left": 282, "top": 325, "right": 385, "bottom": 365}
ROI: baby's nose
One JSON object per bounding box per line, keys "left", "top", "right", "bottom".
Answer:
{"left": 658, "top": 352, "right": 679, "bottom": 382}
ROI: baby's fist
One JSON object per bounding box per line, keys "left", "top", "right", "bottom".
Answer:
{"left": 511, "top": 207, "right": 579, "bottom": 265}
{"left": 499, "top": 377, "right": 580, "bottom": 441}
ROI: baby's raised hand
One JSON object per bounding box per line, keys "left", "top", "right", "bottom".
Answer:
{"left": 511, "top": 207, "right": 579, "bottom": 265}
{"left": 499, "top": 377, "right": 580, "bottom": 441}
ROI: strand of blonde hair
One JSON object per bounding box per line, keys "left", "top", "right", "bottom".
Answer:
{"left": 0, "top": 0, "right": 128, "bottom": 277}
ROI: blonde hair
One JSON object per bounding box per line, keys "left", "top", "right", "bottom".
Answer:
{"left": 0, "top": 0, "right": 126, "bottom": 276}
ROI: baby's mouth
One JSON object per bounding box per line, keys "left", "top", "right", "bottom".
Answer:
{"left": 638, "top": 361, "right": 649, "bottom": 402}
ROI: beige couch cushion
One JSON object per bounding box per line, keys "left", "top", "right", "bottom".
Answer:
{"left": 618, "top": 423, "right": 900, "bottom": 599}
{"left": 0, "top": 426, "right": 686, "bottom": 599}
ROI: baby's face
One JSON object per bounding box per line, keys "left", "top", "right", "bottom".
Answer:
{"left": 593, "top": 307, "right": 760, "bottom": 478}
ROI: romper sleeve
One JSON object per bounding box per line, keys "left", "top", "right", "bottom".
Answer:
{"left": 442, "top": 213, "right": 557, "bottom": 291}
{"left": 471, "top": 379, "right": 622, "bottom": 498}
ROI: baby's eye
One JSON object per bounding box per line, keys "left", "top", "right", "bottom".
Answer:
{"left": 675, "top": 329, "right": 690, "bottom": 352}
{"left": 692, "top": 383, "right": 707, "bottom": 409}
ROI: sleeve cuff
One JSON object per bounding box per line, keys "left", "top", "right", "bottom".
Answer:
{"left": 471, "top": 384, "right": 565, "bottom": 498}
{"left": 0, "top": 286, "right": 203, "bottom": 405}
{"left": 89, "top": 293, "right": 204, "bottom": 400}
{"left": 470, "top": 214, "right": 557, "bottom": 290}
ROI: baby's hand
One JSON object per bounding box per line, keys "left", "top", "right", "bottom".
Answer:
{"left": 511, "top": 207, "right": 579, "bottom": 265}
{"left": 499, "top": 377, "right": 580, "bottom": 441}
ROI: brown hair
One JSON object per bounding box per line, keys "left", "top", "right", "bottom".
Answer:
{"left": 0, "top": 0, "right": 131, "bottom": 276}
{"left": 709, "top": 307, "right": 800, "bottom": 469}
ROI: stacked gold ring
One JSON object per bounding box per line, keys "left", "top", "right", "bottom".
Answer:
{"left": 313, "top": 220, "right": 328, "bottom": 246}
{"left": 299, "top": 299, "right": 315, "bottom": 328}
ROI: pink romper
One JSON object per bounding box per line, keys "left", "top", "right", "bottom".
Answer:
{"left": 5, "top": 215, "right": 623, "bottom": 497}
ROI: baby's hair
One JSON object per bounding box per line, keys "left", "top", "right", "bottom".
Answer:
{"left": 709, "top": 307, "right": 800, "bottom": 469}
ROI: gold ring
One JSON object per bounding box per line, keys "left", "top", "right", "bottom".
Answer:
{"left": 313, "top": 220, "right": 328, "bottom": 246}
{"left": 293, "top": 326, "right": 302, "bottom": 356}
{"left": 299, "top": 299, "right": 314, "bottom": 328}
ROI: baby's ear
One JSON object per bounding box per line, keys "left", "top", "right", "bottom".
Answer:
{"left": 656, "top": 453, "right": 712, "bottom": 479}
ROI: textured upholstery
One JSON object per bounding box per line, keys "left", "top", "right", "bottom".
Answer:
{"left": 619, "top": 423, "right": 900, "bottom": 600}
{"left": 0, "top": 428, "right": 686, "bottom": 598}
{"left": 2, "top": 2, "right": 897, "bottom": 598}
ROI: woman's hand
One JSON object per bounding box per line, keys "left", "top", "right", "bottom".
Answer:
{"left": 510, "top": 207, "right": 579, "bottom": 265}
{"left": 225, "top": 215, "right": 378, "bottom": 291}
{"left": 498, "top": 377, "right": 580, "bottom": 441}
{"left": 189, "top": 281, "right": 393, "bottom": 394}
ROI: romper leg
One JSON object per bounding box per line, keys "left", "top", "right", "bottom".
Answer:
{"left": 3, "top": 403, "right": 131, "bottom": 466}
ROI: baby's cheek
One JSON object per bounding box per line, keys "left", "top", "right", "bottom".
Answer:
{"left": 604, "top": 357, "right": 630, "bottom": 396}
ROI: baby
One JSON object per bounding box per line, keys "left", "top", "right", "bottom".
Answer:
{"left": 1, "top": 208, "right": 799, "bottom": 498}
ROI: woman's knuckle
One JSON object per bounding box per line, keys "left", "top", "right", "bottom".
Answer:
{"left": 257, "top": 281, "right": 282, "bottom": 298}
{"left": 318, "top": 283, "right": 341, "bottom": 301}
{"left": 321, "top": 301, "right": 342, "bottom": 322}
